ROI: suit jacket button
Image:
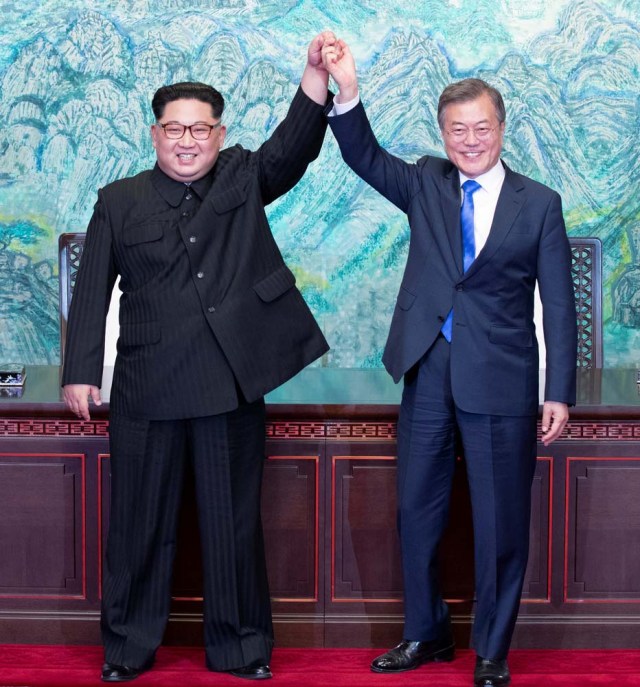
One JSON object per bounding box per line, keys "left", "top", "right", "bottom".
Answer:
{"left": 189, "top": 236, "right": 197, "bottom": 243}
{"left": 197, "top": 271, "right": 204, "bottom": 279}
{"left": 207, "top": 306, "right": 215, "bottom": 313}
{"left": 456, "top": 284, "right": 463, "bottom": 291}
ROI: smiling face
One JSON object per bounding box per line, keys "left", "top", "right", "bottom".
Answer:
{"left": 151, "top": 98, "right": 226, "bottom": 183}
{"left": 441, "top": 93, "right": 504, "bottom": 179}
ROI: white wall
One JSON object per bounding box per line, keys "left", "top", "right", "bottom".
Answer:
{"left": 104, "top": 280, "right": 119, "bottom": 366}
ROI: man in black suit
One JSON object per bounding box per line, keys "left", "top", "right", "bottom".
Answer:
{"left": 322, "top": 41, "right": 576, "bottom": 687}
{"left": 62, "top": 32, "right": 336, "bottom": 682}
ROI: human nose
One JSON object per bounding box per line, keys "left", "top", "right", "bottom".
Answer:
{"left": 463, "top": 129, "right": 480, "bottom": 143}
{"left": 179, "top": 127, "right": 196, "bottom": 145}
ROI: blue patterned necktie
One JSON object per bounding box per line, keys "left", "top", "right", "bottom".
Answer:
{"left": 441, "top": 179, "right": 482, "bottom": 342}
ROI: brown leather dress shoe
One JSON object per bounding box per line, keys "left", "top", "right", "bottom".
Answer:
{"left": 371, "top": 630, "right": 455, "bottom": 673}
{"left": 228, "top": 662, "right": 273, "bottom": 680}
{"left": 474, "top": 657, "right": 511, "bottom": 686}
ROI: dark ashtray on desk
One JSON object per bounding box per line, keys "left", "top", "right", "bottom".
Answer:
{"left": 0, "top": 364, "right": 26, "bottom": 386}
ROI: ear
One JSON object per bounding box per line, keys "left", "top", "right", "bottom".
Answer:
{"left": 150, "top": 124, "right": 158, "bottom": 150}
{"left": 218, "top": 125, "right": 227, "bottom": 148}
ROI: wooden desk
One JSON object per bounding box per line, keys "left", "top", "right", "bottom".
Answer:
{"left": 1, "top": 367, "right": 639, "bottom": 648}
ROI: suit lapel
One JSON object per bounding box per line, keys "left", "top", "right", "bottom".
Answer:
{"left": 440, "top": 163, "right": 464, "bottom": 276}
{"left": 463, "top": 163, "right": 525, "bottom": 279}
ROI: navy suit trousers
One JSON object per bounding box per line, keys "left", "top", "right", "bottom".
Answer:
{"left": 397, "top": 335, "right": 537, "bottom": 659}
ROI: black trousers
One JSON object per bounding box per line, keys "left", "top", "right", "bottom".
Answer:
{"left": 397, "top": 335, "right": 537, "bottom": 659}
{"left": 102, "top": 399, "right": 273, "bottom": 671}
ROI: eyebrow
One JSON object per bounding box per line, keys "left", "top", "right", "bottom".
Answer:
{"left": 449, "top": 117, "right": 492, "bottom": 126}
{"left": 159, "top": 120, "right": 219, "bottom": 125}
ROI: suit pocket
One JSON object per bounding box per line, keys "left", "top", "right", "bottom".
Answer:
{"left": 119, "top": 322, "right": 161, "bottom": 346}
{"left": 396, "top": 287, "right": 417, "bottom": 311}
{"left": 489, "top": 325, "right": 533, "bottom": 348}
{"left": 253, "top": 266, "right": 296, "bottom": 302}
{"left": 210, "top": 183, "right": 248, "bottom": 214}
{"left": 123, "top": 221, "right": 165, "bottom": 246}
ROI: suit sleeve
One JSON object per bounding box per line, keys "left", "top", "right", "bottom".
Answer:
{"left": 537, "top": 192, "right": 577, "bottom": 405}
{"left": 61, "top": 191, "right": 117, "bottom": 388}
{"left": 253, "top": 86, "right": 330, "bottom": 205}
{"left": 328, "top": 101, "right": 420, "bottom": 213}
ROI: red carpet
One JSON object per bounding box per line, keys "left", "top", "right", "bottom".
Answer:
{"left": 0, "top": 646, "right": 639, "bottom": 686}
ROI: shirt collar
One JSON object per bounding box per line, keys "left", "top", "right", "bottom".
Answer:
{"left": 190, "top": 173, "right": 214, "bottom": 200}
{"left": 459, "top": 159, "right": 505, "bottom": 195}
{"left": 151, "top": 164, "right": 214, "bottom": 206}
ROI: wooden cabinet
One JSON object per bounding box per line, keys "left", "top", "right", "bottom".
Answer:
{"left": 1, "top": 367, "right": 639, "bottom": 647}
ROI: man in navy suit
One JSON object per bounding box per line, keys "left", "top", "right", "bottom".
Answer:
{"left": 322, "top": 40, "right": 576, "bottom": 687}
{"left": 62, "top": 32, "right": 337, "bottom": 683}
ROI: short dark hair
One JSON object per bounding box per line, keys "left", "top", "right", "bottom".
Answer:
{"left": 437, "top": 78, "right": 505, "bottom": 130}
{"left": 151, "top": 82, "right": 225, "bottom": 120}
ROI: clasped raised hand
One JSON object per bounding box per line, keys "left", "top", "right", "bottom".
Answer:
{"left": 321, "top": 38, "right": 358, "bottom": 102}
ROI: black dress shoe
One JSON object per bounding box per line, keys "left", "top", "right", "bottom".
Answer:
{"left": 474, "top": 657, "right": 511, "bottom": 686}
{"left": 371, "top": 631, "right": 455, "bottom": 673}
{"left": 101, "top": 659, "right": 153, "bottom": 682}
{"left": 228, "top": 662, "right": 273, "bottom": 680}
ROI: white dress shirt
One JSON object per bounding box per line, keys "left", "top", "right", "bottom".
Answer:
{"left": 459, "top": 163, "right": 505, "bottom": 256}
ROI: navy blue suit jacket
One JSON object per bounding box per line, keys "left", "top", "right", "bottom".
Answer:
{"left": 329, "top": 102, "right": 576, "bottom": 416}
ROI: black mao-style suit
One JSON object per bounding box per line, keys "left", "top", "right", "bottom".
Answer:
{"left": 62, "top": 87, "right": 330, "bottom": 670}
{"left": 329, "top": 102, "right": 577, "bottom": 659}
